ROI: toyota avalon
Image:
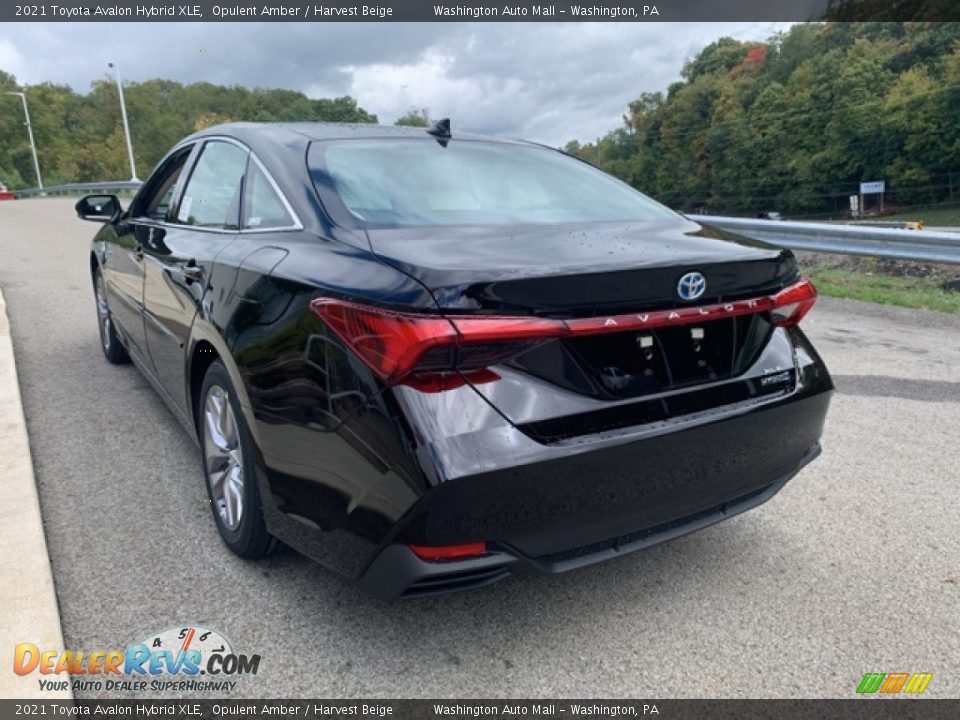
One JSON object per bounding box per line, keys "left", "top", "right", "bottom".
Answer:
{"left": 76, "top": 121, "right": 832, "bottom": 598}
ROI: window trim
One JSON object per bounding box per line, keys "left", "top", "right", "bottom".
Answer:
{"left": 131, "top": 135, "right": 303, "bottom": 235}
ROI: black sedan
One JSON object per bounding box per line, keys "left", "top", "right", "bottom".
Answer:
{"left": 77, "top": 121, "right": 832, "bottom": 599}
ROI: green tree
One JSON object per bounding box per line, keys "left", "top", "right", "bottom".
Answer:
{"left": 394, "top": 108, "right": 431, "bottom": 127}
{"left": 568, "top": 22, "right": 960, "bottom": 218}
{"left": 0, "top": 72, "right": 377, "bottom": 188}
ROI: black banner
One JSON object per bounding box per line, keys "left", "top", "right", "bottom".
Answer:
{"left": 4, "top": 0, "right": 960, "bottom": 23}
{"left": 2, "top": 700, "right": 960, "bottom": 720}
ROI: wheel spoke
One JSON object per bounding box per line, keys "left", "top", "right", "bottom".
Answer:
{"left": 222, "top": 402, "right": 237, "bottom": 449}
{"left": 205, "top": 411, "right": 228, "bottom": 452}
{"left": 206, "top": 443, "right": 230, "bottom": 470}
{"left": 207, "top": 456, "right": 230, "bottom": 490}
{"left": 222, "top": 481, "right": 235, "bottom": 528}
{"left": 202, "top": 382, "right": 245, "bottom": 532}
{"left": 204, "top": 395, "right": 229, "bottom": 451}
{"left": 227, "top": 468, "right": 243, "bottom": 528}
{"left": 216, "top": 390, "right": 232, "bottom": 442}
{"left": 96, "top": 277, "right": 111, "bottom": 349}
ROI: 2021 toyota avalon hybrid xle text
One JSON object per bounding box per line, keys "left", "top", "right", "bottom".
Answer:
{"left": 77, "top": 121, "right": 832, "bottom": 598}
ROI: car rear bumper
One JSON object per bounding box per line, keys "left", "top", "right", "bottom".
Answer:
{"left": 360, "top": 442, "right": 821, "bottom": 599}
{"left": 259, "top": 321, "right": 830, "bottom": 591}
{"left": 359, "top": 365, "right": 830, "bottom": 600}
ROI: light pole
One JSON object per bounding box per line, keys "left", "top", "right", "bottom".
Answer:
{"left": 4, "top": 91, "right": 43, "bottom": 189}
{"left": 107, "top": 61, "right": 139, "bottom": 182}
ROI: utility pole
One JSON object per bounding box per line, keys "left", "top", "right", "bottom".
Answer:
{"left": 107, "top": 62, "right": 139, "bottom": 182}
{"left": 4, "top": 91, "right": 43, "bottom": 189}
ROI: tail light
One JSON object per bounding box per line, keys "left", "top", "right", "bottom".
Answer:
{"left": 310, "top": 278, "right": 816, "bottom": 390}
{"left": 768, "top": 277, "right": 818, "bottom": 327}
{"left": 310, "top": 298, "right": 565, "bottom": 389}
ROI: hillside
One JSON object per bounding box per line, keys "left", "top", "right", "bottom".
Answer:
{"left": 566, "top": 22, "right": 960, "bottom": 218}
{"left": 0, "top": 73, "right": 376, "bottom": 187}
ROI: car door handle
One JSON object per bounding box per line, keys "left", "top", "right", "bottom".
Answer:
{"left": 180, "top": 262, "right": 204, "bottom": 283}
{"left": 165, "top": 261, "right": 203, "bottom": 285}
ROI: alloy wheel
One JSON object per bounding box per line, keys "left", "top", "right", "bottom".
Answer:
{"left": 202, "top": 385, "right": 245, "bottom": 531}
{"left": 95, "top": 273, "right": 111, "bottom": 352}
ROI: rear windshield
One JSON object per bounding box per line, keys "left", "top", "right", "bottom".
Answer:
{"left": 310, "top": 139, "right": 676, "bottom": 227}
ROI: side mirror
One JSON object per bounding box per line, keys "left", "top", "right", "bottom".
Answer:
{"left": 75, "top": 194, "right": 122, "bottom": 223}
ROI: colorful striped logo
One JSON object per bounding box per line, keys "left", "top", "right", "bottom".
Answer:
{"left": 857, "top": 672, "right": 933, "bottom": 694}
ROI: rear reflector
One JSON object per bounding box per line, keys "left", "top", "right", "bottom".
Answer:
{"left": 409, "top": 542, "right": 488, "bottom": 561}
{"left": 310, "top": 278, "right": 817, "bottom": 388}
{"left": 402, "top": 369, "right": 500, "bottom": 393}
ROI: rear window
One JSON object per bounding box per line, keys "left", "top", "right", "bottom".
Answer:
{"left": 310, "top": 139, "right": 676, "bottom": 227}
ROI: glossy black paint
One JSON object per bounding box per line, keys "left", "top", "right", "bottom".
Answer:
{"left": 87, "top": 122, "right": 833, "bottom": 595}
{"left": 363, "top": 220, "right": 797, "bottom": 313}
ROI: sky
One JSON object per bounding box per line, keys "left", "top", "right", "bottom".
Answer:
{"left": 0, "top": 22, "right": 788, "bottom": 146}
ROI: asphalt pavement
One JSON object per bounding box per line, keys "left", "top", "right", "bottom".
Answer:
{"left": 0, "top": 198, "right": 958, "bottom": 698}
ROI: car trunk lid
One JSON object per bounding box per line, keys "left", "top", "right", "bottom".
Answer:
{"left": 365, "top": 218, "right": 797, "bottom": 316}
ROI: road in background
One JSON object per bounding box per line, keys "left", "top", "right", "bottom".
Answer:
{"left": 1, "top": 198, "right": 958, "bottom": 698}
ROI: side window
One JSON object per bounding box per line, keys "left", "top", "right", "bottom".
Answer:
{"left": 138, "top": 146, "right": 192, "bottom": 221}
{"left": 177, "top": 141, "right": 248, "bottom": 229}
{"left": 242, "top": 159, "right": 295, "bottom": 229}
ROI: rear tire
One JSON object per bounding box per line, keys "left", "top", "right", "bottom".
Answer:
{"left": 199, "top": 361, "right": 276, "bottom": 559}
{"left": 93, "top": 266, "right": 130, "bottom": 365}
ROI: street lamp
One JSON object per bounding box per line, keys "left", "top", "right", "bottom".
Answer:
{"left": 107, "top": 61, "right": 139, "bottom": 182}
{"left": 4, "top": 91, "right": 43, "bottom": 190}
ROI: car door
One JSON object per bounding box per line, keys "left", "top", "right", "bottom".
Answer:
{"left": 102, "top": 148, "right": 193, "bottom": 361}
{"left": 108, "top": 145, "right": 193, "bottom": 362}
{"left": 141, "top": 138, "right": 249, "bottom": 416}
{"left": 99, "top": 218, "right": 148, "bottom": 361}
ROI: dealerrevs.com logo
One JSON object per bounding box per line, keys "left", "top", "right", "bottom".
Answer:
{"left": 14, "top": 625, "right": 260, "bottom": 693}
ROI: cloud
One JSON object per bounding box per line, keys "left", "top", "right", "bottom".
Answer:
{"left": 0, "top": 21, "right": 789, "bottom": 145}
{"left": 0, "top": 36, "right": 25, "bottom": 79}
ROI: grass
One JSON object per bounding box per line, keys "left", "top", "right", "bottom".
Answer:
{"left": 808, "top": 267, "right": 960, "bottom": 314}
{"left": 879, "top": 206, "right": 960, "bottom": 226}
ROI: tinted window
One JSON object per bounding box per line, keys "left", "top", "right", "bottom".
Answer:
{"left": 243, "top": 159, "right": 294, "bottom": 229}
{"left": 177, "top": 141, "right": 247, "bottom": 229}
{"left": 313, "top": 139, "right": 676, "bottom": 227}
{"left": 137, "top": 146, "right": 192, "bottom": 221}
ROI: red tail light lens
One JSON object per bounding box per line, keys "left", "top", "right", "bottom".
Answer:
{"left": 409, "top": 542, "right": 488, "bottom": 561}
{"left": 310, "top": 278, "right": 816, "bottom": 389}
{"left": 311, "top": 299, "right": 459, "bottom": 384}
{"left": 310, "top": 298, "right": 566, "bottom": 386}
{"left": 769, "top": 277, "right": 817, "bottom": 327}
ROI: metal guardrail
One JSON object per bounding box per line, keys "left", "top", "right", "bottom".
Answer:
{"left": 688, "top": 215, "right": 960, "bottom": 265}
{"left": 13, "top": 181, "right": 142, "bottom": 198}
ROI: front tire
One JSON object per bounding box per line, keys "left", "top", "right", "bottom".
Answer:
{"left": 199, "top": 361, "right": 276, "bottom": 559}
{"left": 94, "top": 267, "right": 130, "bottom": 365}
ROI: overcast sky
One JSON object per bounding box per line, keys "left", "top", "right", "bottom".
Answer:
{"left": 0, "top": 22, "right": 787, "bottom": 146}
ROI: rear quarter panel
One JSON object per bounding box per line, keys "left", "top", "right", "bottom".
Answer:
{"left": 206, "top": 229, "right": 441, "bottom": 577}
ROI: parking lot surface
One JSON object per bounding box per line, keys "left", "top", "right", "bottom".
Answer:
{"left": 1, "top": 198, "right": 958, "bottom": 698}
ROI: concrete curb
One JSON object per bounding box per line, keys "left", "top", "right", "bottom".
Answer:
{"left": 0, "top": 289, "right": 72, "bottom": 699}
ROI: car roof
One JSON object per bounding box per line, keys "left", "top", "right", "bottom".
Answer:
{"left": 184, "top": 121, "right": 531, "bottom": 147}
{"left": 165, "top": 122, "right": 545, "bottom": 235}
